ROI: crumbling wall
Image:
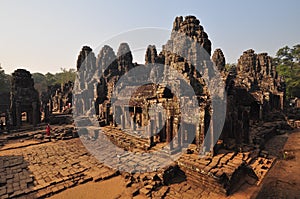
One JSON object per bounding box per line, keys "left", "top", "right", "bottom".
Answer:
{"left": 10, "top": 69, "right": 41, "bottom": 127}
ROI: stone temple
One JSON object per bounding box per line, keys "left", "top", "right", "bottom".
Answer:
{"left": 10, "top": 69, "right": 41, "bottom": 127}
{"left": 73, "top": 15, "right": 287, "bottom": 195}
{"left": 0, "top": 15, "right": 297, "bottom": 198}
{"left": 75, "top": 15, "right": 285, "bottom": 153}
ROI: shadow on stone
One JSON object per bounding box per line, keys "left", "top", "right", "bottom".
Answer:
{"left": 0, "top": 155, "right": 35, "bottom": 198}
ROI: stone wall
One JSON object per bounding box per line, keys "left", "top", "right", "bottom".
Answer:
{"left": 236, "top": 49, "right": 285, "bottom": 111}
{"left": 74, "top": 15, "right": 286, "bottom": 154}
{"left": 41, "top": 81, "right": 73, "bottom": 122}
{"left": 73, "top": 16, "right": 214, "bottom": 152}
{"left": 0, "top": 92, "right": 10, "bottom": 114}
{"left": 10, "top": 69, "right": 41, "bottom": 127}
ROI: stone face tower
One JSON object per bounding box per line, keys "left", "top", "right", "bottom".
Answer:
{"left": 10, "top": 69, "right": 41, "bottom": 127}
{"left": 212, "top": 49, "right": 226, "bottom": 72}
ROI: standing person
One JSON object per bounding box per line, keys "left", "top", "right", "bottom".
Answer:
{"left": 46, "top": 124, "right": 51, "bottom": 136}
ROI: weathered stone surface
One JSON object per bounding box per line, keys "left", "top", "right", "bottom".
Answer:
{"left": 117, "top": 43, "right": 134, "bottom": 74}
{"left": 76, "top": 46, "right": 96, "bottom": 72}
{"left": 212, "top": 48, "right": 226, "bottom": 72}
{"left": 171, "top": 16, "right": 211, "bottom": 55}
{"left": 145, "top": 45, "right": 158, "bottom": 64}
{"left": 236, "top": 49, "right": 285, "bottom": 99}
{"left": 0, "top": 138, "right": 119, "bottom": 198}
{"left": 70, "top": 15, "right": 290, "bottom": 199}
{"left": 10, "top": 69, "right": 41, "bottom": 127}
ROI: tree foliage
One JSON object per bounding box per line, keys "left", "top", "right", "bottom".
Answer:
{"left": 1, "top": 67, "right": 76, "bottom": 94}
{"left": 0, "top": 66, "right": 11, "bottom": 93}
{"left": 54, "top": 68, "right": 76, "bottom": 86}
{"left": 275, "top": 44, "right": 300, "bottom": 98}
{"left": 32, "top": 68, "right": 76, "bottom": 93}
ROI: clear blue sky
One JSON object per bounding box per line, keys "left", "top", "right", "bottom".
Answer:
{"left": 0, "top": 0, "right": 299, "bottom": 74}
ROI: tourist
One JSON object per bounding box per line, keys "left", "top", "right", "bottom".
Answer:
{"left": 46, "top": 124, "right": 51, "bottom": 136}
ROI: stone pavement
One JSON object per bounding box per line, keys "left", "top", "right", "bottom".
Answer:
{"left": 79, "top": 126, "right": 274, "bottom": 198}
{"left": 0, "top": 124, "right": 277, "bottom": 199}
{"left": 0, "top": 139, "right": 118, "bottom": 199}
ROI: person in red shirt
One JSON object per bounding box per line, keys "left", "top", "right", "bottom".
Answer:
{"left": 46, "top": 124, "right": 51, "bottom": 136}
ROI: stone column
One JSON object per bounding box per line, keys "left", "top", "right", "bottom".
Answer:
{"left": 16, "top": 103, "right": 21, "bottom": 128}
{"left": 178, "top": 124, "right": 182, "bottom": 149}
{"left": 195, "top": 124, "right": 200, "bottom": 149}
{"left": 259, "top": 104, "right": 263, "bottom": 120}
{"left": 166, "top": 116, "right": 174, "bottom": 150}
{"left": 32, "top": 102, "right": 37, "bottom": 127}
{"left": 166, "top": 116, "right": 171, "bottom": 144}
{"left": 130, "top": 117, "right": 136, "bottom": 131}
{"left": 49, "top": 99, "right": 53, "bottom": 114}
{"left": 113, "top": 106, "right": 116, "bottom": 125}
{"left": 210, "top": 118, "right": 214, "bottom": 155}
{"left": 149, "top": 119, "right": 154, "bottom": 146}
{"left": 200, "top": 122, "right": 205, "bottom": 147}
{"left": 280, "top": 94, "right": 284, "bottom": 110}
{"left": 123, "top": 106, "right": 128, "bottom": 128}
{"left": 121, "top": 114, "right": 125, "bottom": 129}
{"left": 44, "top": 104, "right": 49, "bottom": 122}
{"left": 180, "top": 125, "right": 185, "bottom": 146}
{"left": 106, "top": 104, "right": 110, "bottom": 125}
{"left": 158, "top": 112, "right": 162, "bottom": 131}
{"left": 26, "top": 111, "right": 30, "bottom": 123}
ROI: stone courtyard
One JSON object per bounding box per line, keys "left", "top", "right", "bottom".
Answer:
{"left": 0, "top": 136, "right": 119, "bottom": 199}
{"left": 0, "top": 122, "right": 292, "bottom": 199}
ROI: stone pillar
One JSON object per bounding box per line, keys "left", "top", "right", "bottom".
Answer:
{"left": 280, "top": 94, "right": 284, "bottom": 110}
{"left": 44, "top": 104, "right": 49, "bottom": 122}
{"left": 210, "top": 118, "right": 214, "bottom": 154}
{"left": 178, "top": 125, "right": 183, "bottom": 148}
{"left": 184, "top": 130, "right": 188, "bottom": 144}
{"left": 259, "top": 104, "right": 263, "bottom": 120}
{"left": 49, "top": 99, "right": 53, "bottom": 114}
{"left": 150, "top": 119, "right": 154, "bottom": 146}
{"left": 123, "top": 106, "right": 128, "bottom": 128}
{"left": 169, "top": 122, "right": 174, "bottom": 150}
{"left": 166, "top": 116, "right": 171, "bottom": 144}
{"left": 16, "top": 103, "right": 21, "bottom": 128}
{"left": 158, "top": 112, "right": 162, "bottom": 131}
{"left": 130, "top": 117, "right": 136, "bottom": 131}
{"left": 180, "top": 125, "right": 185, "bottom": 147}
{"left": 195, "top": 124, "right": 200, "bottom": 149}
{"left": 121, "top": 114, "right": 125, "bottom": 129}
{"left": 166, "top": 116, "right": 174, "bottom": 150}
{"left": 106, "top": 104, "right": 110, "bottom": 125}
{"left": 200, "top": 123, "right": 205, "bottom": 147}
{"left": 113, "top": 106, "right": 116, "bottom": 125}
{"left": 32, "top": 102, "right": 37, "bottom": 127}
{"left": 26, "top": 111, "right": 31, "bottom": 123}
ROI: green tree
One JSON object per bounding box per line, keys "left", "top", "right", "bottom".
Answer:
{"left": 275, "top": 45, "right": 300, "bottom": 98}
{"left": 54, "top": 68, "right": 76, "bottom": 85}
{"left": 45, "top": 72, "right": 56, "bottom": 86}
{"left": 32, "top": 73, "right": 48, "bottom": 93}
{"left": 0, "top": 66, "right": 11, "bottom": 93}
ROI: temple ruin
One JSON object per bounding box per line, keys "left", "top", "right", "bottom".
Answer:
{"left": 73, "top": 15, "right": 290, "bottom": 195}
{"left": 41, "top": 81, "right": 73, "bottom": 123}
{"left": 74, "top": 15, "right": 287, "bottom": 153}
{"left": 10, "top": 69, "right": 41, "bottom": 127}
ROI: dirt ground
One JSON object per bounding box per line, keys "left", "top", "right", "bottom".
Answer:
{"left": 48, "top": 176, "right": 126, "bottom": 199}
{"left": 256, "top": 129, "right": 300, "bottom": 199}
